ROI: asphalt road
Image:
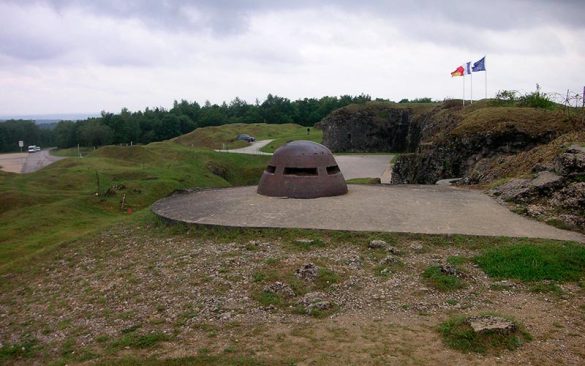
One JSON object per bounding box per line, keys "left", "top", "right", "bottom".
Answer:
{"left": 152, "top": 185, "right": 585, "bottom": 242}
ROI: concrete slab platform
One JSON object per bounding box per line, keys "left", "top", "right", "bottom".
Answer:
{"left": 152, "top": 185, "right": 585, "bottom": 242}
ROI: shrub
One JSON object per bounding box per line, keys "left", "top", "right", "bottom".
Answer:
{"left": 518, "top": 92, "right": 555, "bottom": 109}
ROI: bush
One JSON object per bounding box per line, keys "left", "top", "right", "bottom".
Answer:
{"left": 494, "top": 90, "right": 518, "bottom": 105}
{"left": 519, "top": 92, "right": 555, "bottom": 109}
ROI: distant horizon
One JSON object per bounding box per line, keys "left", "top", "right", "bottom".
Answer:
{"left": 0, "top": 113, "right": 101, "bottom": 122}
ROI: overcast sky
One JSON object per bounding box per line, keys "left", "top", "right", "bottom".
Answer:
{"left": 1, "top": 0, "right": 584, "bottom": 115}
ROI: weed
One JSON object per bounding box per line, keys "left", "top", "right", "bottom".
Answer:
{"left": 490, "top": 283, "right": 514, "bottom": 291}
{"left": 529, "top": 282, "right": 564, "bottom": 296}
{"left": 256, "top": 291, "right": 284, "bottom": 307}
{"left": 314, "top": 268, "right": 340, "bottom": 288}
{"left": 0, "top": 337, "right": 39, "bottom": 362}
{"left": 109, "top": 332, "right": 169, "bottom": 351}
{"left": 289, "top": 238, "right": 326, "bottom": 251}
{"left": 422, "top": 265, "right": 465, "bottom": 291}
{"left": 447, "top": 256, "right": 468, "bottom": 266}
{"left": 252, "top": 272, "right": 267, "bottom": 283}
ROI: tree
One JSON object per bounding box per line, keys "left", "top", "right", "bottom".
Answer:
{"left": 54, "top": 121, "right": 78, "bottom": 148}
{"left": 78, "top": 120, "right": 113, "bottom": 147}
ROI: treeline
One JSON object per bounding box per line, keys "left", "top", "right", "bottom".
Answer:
{"left": 0, "top": 120, "right": 55, "bottom": 153}
{"left": 0, "top": 94, "right": 378, "bottom": 151}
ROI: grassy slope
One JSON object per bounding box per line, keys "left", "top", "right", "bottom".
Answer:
{"left": 258, "top": 127, "right": 323, "bottom": 153}
{"left": 173, "top": 123, "right": 321, "bottom": 150}
{"left": 453, "top": 107, "right": 579, "bottom": 137}
{"left": 0, "top": 142, "right": 270, "bottom": 272}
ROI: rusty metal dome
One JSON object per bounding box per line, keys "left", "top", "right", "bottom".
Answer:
{"left": 257, "top": 140, "right": 348, "bottom": 199}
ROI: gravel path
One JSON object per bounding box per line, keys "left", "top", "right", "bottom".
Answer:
{"left": 152, "top": 185, "right": 585, "bottom": 242}
{"left": 0, "top": 152, "right": 28, "bottom": 173}
{"left": 21, "top": 149, "right": 64, "bottom": 173}
{"left": 0, "top": 149, "right": 64, "bottom": 173}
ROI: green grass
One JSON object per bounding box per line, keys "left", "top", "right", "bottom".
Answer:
{"left": 173, "top": 123, "right": 322, "bottom": 151}
{"left": 251, "top": 259, "right": 340, "bottom": 311}
{"left": 51, "top": 146, "right": 94, "bottom": 157}
{"left": 0, "top": 141, "right": 270, "bottom": 273}
{"left": 289, "top": 238, "right": 326, "bottom": 251}
{"left": 446, "top": 256, "right": 468, "bottom": 266}
{"left": 475, "top": 243, "right": 585, "bottom": 282}
{"left": 0, "top": 337, "right": 40, "bottom": 363}
{"left": 439, "top": 315, "right": 531, "bottom": 354}
{"left": 95, "top": 355, "right": 270, "bottom": 366}
{"left": 345, "top": 177, "right": 381, "bottom": 184}
{"left": 109, "top": 332, "right": 170, "bottom": 351}
{"left": 528, "top": 282, "right": 564, "bottom": 296}
{"left": 422, "top": 265, "right": 465, "bottom": 291}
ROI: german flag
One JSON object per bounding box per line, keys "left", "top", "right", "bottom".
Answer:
{"left": 451, "top": 66, "right": 464, "bottom": 77}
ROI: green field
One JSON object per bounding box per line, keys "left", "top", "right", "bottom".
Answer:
{"left": 0, "top": 141, "right": 269, "bottom": 273}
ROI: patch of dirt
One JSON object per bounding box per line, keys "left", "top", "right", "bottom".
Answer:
{"left": 1, "top": 225, "right": 584, "bottom": 365}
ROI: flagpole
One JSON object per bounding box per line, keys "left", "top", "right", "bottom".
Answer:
{"left": 463, "top": 75, "right": 465, "bottom": 107}
{"left": 485, "top": 69, "right": 487, "bottom": 99}
{"left": 471, "top": 72, "right": 473, "bottom": 104}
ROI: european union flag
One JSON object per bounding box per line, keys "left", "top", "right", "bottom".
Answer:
{"left": 472, "top": 57, "right": 486, "bottom": 72}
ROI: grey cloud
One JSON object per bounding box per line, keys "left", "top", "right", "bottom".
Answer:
{"left": 1, "top": 0, "right": 582, "bottom": 65}
{"left": 8, "top": 0, "right": 585, "bottom": 34}
{"left": 0, "top": 35, "right": 66, "bottom": 60}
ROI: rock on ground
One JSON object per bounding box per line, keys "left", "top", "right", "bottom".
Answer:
{"left": 466, "top": 316, "right": 517, "bottom": 334}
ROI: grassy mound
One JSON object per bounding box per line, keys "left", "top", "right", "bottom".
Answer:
{"left": 453, "top": 107, "right": 579, "bottom": 137}
{"left": 174, "top": 123, "right": 320, "bottom": 150}
{"left": 439, "top": 315, "right": 531, "bottom": 354}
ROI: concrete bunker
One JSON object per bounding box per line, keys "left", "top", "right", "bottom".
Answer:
{"left": 257, "top": 140, "right": 348, "bottom": 199}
